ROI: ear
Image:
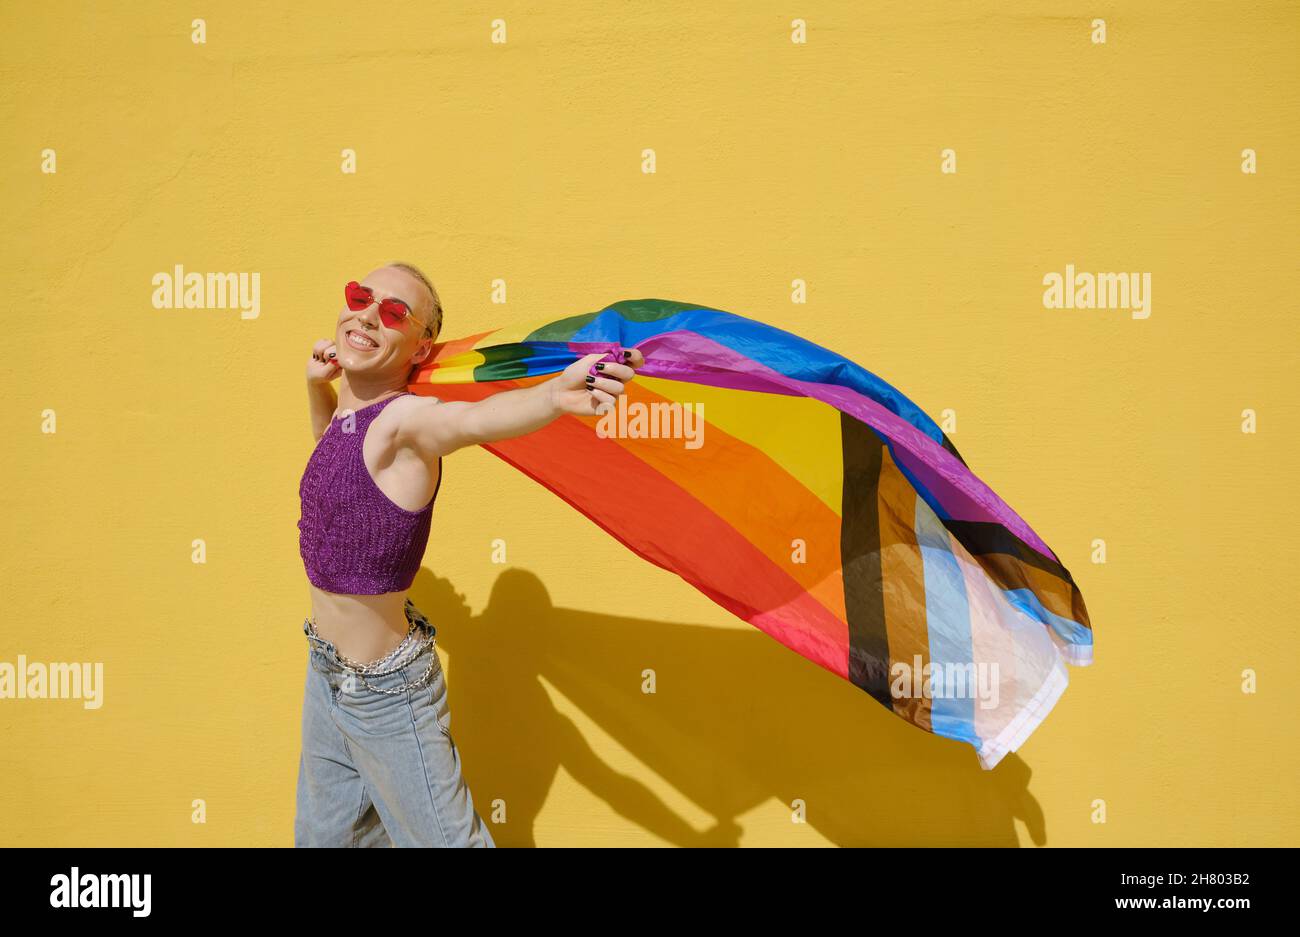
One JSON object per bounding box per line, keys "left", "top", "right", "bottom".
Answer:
{"left": 409, "top": 337, "right": 435, "bottom": 367}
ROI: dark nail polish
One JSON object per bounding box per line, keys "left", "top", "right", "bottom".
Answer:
{"left": 596, "top": 363, "right": 605, "bottom": 370}
{"left": 585, "top": 375, "right": 595, "bottom": 383}
{"left": 623, "top": 350, "right": 632, "bottom": 360}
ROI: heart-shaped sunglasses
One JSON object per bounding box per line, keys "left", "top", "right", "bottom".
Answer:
{"left": 344, "top": 280, "right": 431, "bottom": 331}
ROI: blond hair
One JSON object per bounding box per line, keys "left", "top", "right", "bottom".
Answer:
{"left": 386, "top": 261, "right": 443, "bottom": 338}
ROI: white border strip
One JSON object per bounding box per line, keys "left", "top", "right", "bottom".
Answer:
{"left": 975, "top": 656, "right": 1071, "bottom": 770}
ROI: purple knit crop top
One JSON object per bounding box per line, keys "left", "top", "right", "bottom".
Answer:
{"left": 298, "top": 392, "right": 440, "bottom": 595}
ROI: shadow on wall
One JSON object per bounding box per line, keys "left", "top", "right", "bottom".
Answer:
{"left": 409, "top": 567, "right": 1047, "bottom": 848}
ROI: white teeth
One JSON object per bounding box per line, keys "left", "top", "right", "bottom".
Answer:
{"left": 347, "top": 330, "right": 378, "bottom": 349}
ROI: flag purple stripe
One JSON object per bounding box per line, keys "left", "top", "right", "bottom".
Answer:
{"left": 588, "top": 328, "right": 1056, "bottom": 560}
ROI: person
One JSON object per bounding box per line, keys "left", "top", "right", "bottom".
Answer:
{"left": 294, "top": 262, "right": 643, "bottom": 847}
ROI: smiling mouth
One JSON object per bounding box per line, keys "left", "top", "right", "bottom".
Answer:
{"left": 345, "top": 329, "right": 379, "bottom": 351}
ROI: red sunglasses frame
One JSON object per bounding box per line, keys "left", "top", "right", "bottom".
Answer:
{"left": 344, "top": 280, "right": 432, "bottom": 331}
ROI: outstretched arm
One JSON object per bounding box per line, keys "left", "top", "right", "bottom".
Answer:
{"left": 399, "top": 349, "right": 644, "bottom": 459}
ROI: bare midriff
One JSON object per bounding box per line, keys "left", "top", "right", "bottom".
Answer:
{"left": 308, "top": 585, "right": 416, "bottom": 663}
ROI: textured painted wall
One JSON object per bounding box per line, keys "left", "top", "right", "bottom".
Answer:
{"left": 1, "top": 1, "right": 1297, "bottom": 846}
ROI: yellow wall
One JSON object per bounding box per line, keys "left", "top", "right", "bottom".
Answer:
{"left": 2, "top": 1, "right": 1297, "bottom": 847}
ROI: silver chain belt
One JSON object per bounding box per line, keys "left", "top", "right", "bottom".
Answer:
{"left": 307, "top": 605, "right": 438, "bottom": 696}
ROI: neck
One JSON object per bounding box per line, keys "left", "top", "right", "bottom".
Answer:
{"left": 336, "top": 371, "right": 409, "bottom": 413}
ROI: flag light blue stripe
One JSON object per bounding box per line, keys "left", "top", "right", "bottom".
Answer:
{"left": 914, "top": 496, "right": 980, "bottom": 747}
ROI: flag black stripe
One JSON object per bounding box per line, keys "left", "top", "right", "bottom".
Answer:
{"left": 840, "top": 412, "right": 893, "bottom": 708}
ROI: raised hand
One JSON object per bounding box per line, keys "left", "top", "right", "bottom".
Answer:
{"left": 306, "top": 338, "right": 341, "bottom": 384}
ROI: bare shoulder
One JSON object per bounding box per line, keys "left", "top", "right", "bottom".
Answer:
{"left": 397, "top": 392, "right": 443, "bottom": 413}
{"left": 381, "top": 393, "right": 443, "bottom": 433}
{"left": 383, "top": 392, "right": 466, "bottom": 458}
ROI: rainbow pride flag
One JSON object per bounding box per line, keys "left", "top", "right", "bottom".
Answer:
{"left": 409, "top": 299, "right": 1093, "bottom": 769}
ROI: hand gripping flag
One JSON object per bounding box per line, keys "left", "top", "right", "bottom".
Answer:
{"left": 409, "top": 299, "right": 1093, "bottom": 769}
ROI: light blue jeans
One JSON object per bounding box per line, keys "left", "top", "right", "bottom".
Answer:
{"left": 294, "top": 601, "right": 495, "bottom": 847}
